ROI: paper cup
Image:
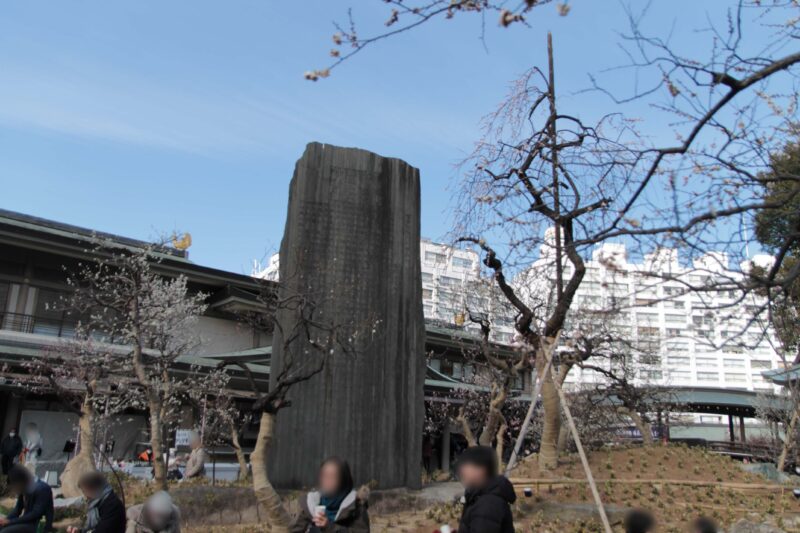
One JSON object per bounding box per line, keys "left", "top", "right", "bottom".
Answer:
{"left": 440, "top": 525, "right": 452, "bottom": 533}
{"left": 315, "top": 505, "right": 327, "bottom": 517}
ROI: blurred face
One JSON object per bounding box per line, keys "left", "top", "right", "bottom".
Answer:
{"left": 318, "top": 462, "right": 341, "bottom": 496}
{"left": 189, "top": 436, "right": 200, "bottom": 449}
{"left": 145, "top": 508, "right": 170, "bottom": 530}
{"left": 458, "top": 462, "right": 489, "bottom": 490}
{"left": 80, "top": 485, "right": 100, "bottom": 500}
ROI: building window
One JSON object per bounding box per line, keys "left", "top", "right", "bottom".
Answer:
{"left": 425, "top": 251, "right": 446, "bottom": 264}
{"left": 640, "top": 354, "right": 661, "bottom": 366}
{"left": 697, "top": 372, "right": 719, "bottom": 382}
{"left": 723, "top": 359, "right": 744, "bottom": 368}
{"left": 643, "top": 370, "right": 663, "bottom": 380}
{"left": 670, "top": 370, "right": 691, "bottom": 381}
{"left": 422, "top": 272, "right": 433, "bottom": 283}
{"left": 696, "top": 357, "right": 717, "bottom": 367}
{"left": 451, "top": 256, "right": 473, "bottom": 269}
{"left": 439, "top": 276, "right": 461, "bottom": 287}
{"left": 422, "top": 289, "right": 433, "bottom": 300}
{"left": 0, "top": 281, "right": 9, "bottom": 314}
{"left": 667, "top": 356, "right": 690, "bottom": 367}
{"left": 33, "top": 288, "right": 69, "bottom": 336}
{"left": 751, "top": 360, "right": 772, "bottom": 369}
{"left": 724, "top": 373, "right": 746, "bottom": 383}
{"left": 637, "top": 327, "right": 659, "bottom": 338}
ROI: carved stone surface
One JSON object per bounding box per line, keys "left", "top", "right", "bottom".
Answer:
{"left": 268, "top": 142, "right": 425, "bottom": 489}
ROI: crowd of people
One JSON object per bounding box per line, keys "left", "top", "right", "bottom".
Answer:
{"left": 0, "top": 438, "right": 722, "bottom": 533}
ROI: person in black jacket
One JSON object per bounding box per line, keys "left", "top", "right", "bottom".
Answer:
{"left": 456, "top": 446, "right": 516, "bottom": 533}
{"left": 67, "top": 472, "right": 126, "bottom": 533}
{"left": 1, "top": 429, "right": 23, "bottom": 478}
{"left": 623, "top": 510, "right": 655, "bottom": 533}
{"left": 0, "top": 465, "right": 54, "bottom": 533}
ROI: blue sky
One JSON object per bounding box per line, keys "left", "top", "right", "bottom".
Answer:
{"left": 0, "top": 1, "right": 762, "bottom": 273}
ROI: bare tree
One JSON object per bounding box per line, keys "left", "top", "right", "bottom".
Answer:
{"left": 315, "top": 2, "right": 800, "bottom": 473}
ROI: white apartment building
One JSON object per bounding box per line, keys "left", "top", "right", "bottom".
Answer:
{"left": 419, "top": 239, "right": 517, "bottom": 344}
{"left": 521, "top": 229, "right": 782, "bottom": 394}
{"left": 253, "top": 242, "right": 520, "bottom": 344}
{"left": 255, "top": 235, "right": 783, "bottom": 395}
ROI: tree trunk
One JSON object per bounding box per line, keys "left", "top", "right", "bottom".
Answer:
{"left": 456, "top": 408, "right": 477, "bottom": 447}
{"left": 147, "top": 394, "right": 167, "bottom": 490}
{"left": 495, "top": 422, "right": 507, "bottom": 469}
{"left": 60, "top": 396, "right": 97, "bottom": 498}
{"left": 479, "top": 385, "right": 507, "bottom": 447}
{"left": 778, "top": 408, "right": 799, "bottom": 472}
{"left": 231, "top": 424, "right": 250, "bottom": 481}
{"left": 538, "top": 375, "right": 561, "bottom": 470}
{"left": 130, "top": 316, "right": 168, "bottom": 490}
{"left": 251, "top": 412, "right": 291, "bottom": 533}
{"left": 627, "top": 410, "right": 653, "bottom": 446}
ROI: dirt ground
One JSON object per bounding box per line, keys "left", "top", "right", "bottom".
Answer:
{"left": 178, "top": 444, "right": 800, "bottom": 533}
{"left": 16, "top": 444, "right": 796, "bottom": 532}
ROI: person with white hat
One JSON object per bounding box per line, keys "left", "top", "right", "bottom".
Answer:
{"left": 125, "top": 491, "right": 181, "bottom": 533}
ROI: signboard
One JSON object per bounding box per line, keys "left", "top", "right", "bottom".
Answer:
{"left": 175, "top": 429, "right": 192, "bottom": 447}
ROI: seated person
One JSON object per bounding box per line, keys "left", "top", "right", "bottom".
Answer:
{"left": 691, "top": 517, "right": 717, "bottom": 533}
{"left": 182, "top": 431, "right": 208, "bottom": 480}
{"left": 0, "top": 465, "right": 54, "bottom": 533}
{"left": 290, "top": 457, "right": 369, "bottom": 533}
{"left": 67, "top": 471, "right": 126, "bottom": 533}
{"left": 126, "top": 491, "right": 181, "bottom": 533}
{"left": 624, "top": 510, "right": 655, "bottom": 533}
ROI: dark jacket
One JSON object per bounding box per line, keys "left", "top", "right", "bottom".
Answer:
{"left": 1, "top": 434, "right": 23, "bottom": 457}
{"left": 458, "top": 476, "right": 516, "bottom": 533}
{"left": 289, "top": 486, "right": 370, "bottom": 533}
{"left": 83, "top": 490, "right": 127, "bottom": 533}
{"left": 7, "top": 479, "right": 54, "bottom": 531}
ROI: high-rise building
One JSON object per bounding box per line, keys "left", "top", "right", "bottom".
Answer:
{"left": 257, "top": 235, "right": 783, "bottom": 394}
{"left": 519, "top": 229, "right": 782, "bottom": 393}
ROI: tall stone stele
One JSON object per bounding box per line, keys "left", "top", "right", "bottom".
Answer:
{"left": 268, "top": 142, "right": 425, "bottom": 489}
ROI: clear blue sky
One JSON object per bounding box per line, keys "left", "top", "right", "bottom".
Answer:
{"left": 0, "top": 1, "right": 762, "bottom": 273}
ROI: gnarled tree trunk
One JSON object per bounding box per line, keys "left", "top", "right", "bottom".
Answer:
{"left": 778, "top": 408, "right": 799, "bottom": 472}
{"left": 147, "top": 394, "right": 167, "bottom": 490}
{"left": 479, "top": 384, "right": 508, "bottom": 447}
{"left": 60, "top": 395, "right": 97, "bottom": 498}
{"left": 625, "top": 409, "right": 653, "bottom": 446}
{"left": 231, "top": 424, "right": 249, "bottom": 481}
{"left": 537, "top": 353, "right": 562, "bottom": 470}
{"left": 251, "top": 412, "right": 291, "bottom": 533}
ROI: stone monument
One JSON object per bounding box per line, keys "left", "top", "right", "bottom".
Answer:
{"left": 268, "top": 142, "right": 425, "bottom": 489}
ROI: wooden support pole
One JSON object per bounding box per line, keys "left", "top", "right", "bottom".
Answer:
{"left": 542, "top": 343, "right": 612, "bottom": 533}
{"left": 505, "top": 333, "right": 560, "bottom": 474}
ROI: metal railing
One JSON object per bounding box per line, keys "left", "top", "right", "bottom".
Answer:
{"left": 0, "top": 311, "right": 77, "bottom": 338}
